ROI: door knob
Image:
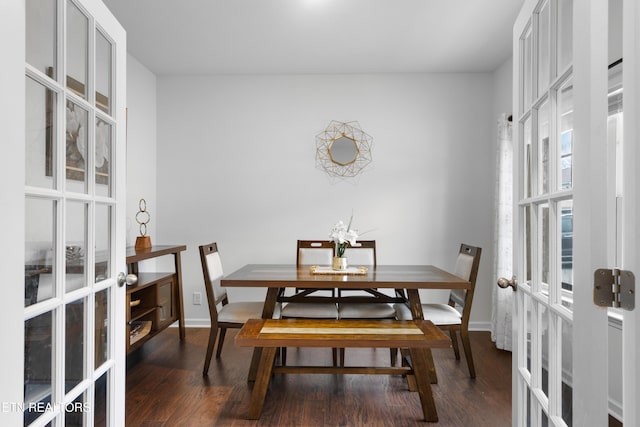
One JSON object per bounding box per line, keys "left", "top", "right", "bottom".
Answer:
{"left": 497, "top": 275, "right": 517, "bottom": 291}
{"left": 117, "top": 272, "right": 138, "bottom": 287}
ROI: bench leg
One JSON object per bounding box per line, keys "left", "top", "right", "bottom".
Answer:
{"left": 409, "top": 347, "right": 438, "bottom": 422}
{"left": 247, "top": 347, "right": 277, "bottom": 419}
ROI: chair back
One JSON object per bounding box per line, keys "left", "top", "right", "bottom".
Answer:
{"left": 199, "top": 242, "right": 228, "bottom": 322}
{"left": 343, "top": 240, "right": 376, "bottom": 266}
{"left": 449, "top": 244, "right": 481, "bottom": 324}
{"left": 297, "top": 240, "right": 334, "bottom": 266}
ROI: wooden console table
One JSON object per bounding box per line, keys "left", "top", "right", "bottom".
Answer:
{"left": 125, "top": 245, "right": 186, "bottom": 353}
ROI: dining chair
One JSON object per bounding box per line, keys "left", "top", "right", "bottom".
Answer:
{"left": 335, "top": 240, "right": 397, "bottom": 366}
{"left": 280, "top": 240, "right": 339, "bottom": 365}
{"left": 199, "top": 242, "right": 280, "bottom": 375}
{"left": 336, "top": 240, "right": 396, "bottom": 319}
{"left": 394, "top": 243, "right": 482, "bottom": 378}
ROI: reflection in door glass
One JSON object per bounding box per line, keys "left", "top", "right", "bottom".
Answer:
{"left": 25, "top": 198, "right": 56, "bottom": 306}
{"left": 95, "top": 30, "right": 112, "bottom": 114}
{"left": 561, "top": 318, "right": 573, "bottom": 425}
{"left": 560, "top": 201, "right": 574, "bottom": 299}
{"left": 557, "top": 0, "right": 573, "bottom": 72}
{"left": 26, "top": 0, "right": 57, "bottom": 78}
{"left": 95, "top": 204, "right": 111, "bottom": 281}
{"left": 558, "top": 80, "right": 574, "bottom": 190}
{"left": 66, "top": 201, "right": 87, "bottom": 293}
{"left": 539, "top": 204, "right": 550, "bottom": 293}
{"left": 24, "top": 311, "right": 53, "bottom": 425}
{"left": 66, "top": 101, "right": 89, "bottom": 193}
{"left": 522, "top": 27, "right": 533, "bottom": 113}
{"left": 537, "top": 1, "right": 550, "bottom": 94}
{"left": 94, "top": 372, "right": 108, "bottom": 427}
{"left": 540, "top": 305, "right": 549, "bottom": 398}
{"left": 26, "top": 77, "right": 57, "bottom": 189}
{"left": 95, "top": 119, "right": 112, "bottom": 197}
{"left": 65, "top": 298, "right": 85, "bottom": 393}
{"left": 525, "top": 205, "right": 532, "bottom": 283}
{"left": 66, "top": 0, "right": 88, "bottom": 98}
{"left": 524, "top": 117, "right": 533, "bottom": 198}
{"left": 95, "top": 289, "right": 109, "bottom": 367}
{"left": 538, "top": 101, "right": 550, "bottom": 195}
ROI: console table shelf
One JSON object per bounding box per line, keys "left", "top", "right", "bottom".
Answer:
{"left": 126, "top": 245, "right": 186, "bottom": 353}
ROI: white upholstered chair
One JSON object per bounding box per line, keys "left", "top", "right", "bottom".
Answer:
{"left": 279, "top": 240, "right": 339, "bottom": 319}
{"left": 279, "top": 240, "right": 339, "bottom": 365}
{"left": 199, "top": 242, "right": 280, "bottom": 375}
{"left": 394, "top": 243, "right": 482, "bottom": 378}
{"left": 336, "top": 240, "right": 396, "bottom": 320}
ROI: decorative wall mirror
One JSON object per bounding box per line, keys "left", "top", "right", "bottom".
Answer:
{"left": 316, "top": 121, "right": 373, "bottom": 178}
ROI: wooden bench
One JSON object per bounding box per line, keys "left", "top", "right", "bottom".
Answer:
{"left": 235, "top": 318, "right": 451, "bottom": 422}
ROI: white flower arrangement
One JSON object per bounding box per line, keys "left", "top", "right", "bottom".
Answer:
{"left": 329, "top": 214, "right": 358, "bottom": 258}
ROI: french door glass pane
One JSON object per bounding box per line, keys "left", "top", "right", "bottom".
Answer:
{"left": 525, "top": 293, "right": 533, "bottom": 373}
{"left": 558, "top": 80, "right": 574, "bottom": 190}
{"left": 95, "top": 289, "right": 109, "bottom": 367}
{"left": 561, "top": 318, "right": 573, "bottom": 425}
{"left": 95, "top": 204, "right": 111, "bottom": 281}
{"left": 95, "top": 119, "right": 112, "bottom": 197}
{"left": 65, "top": 298, "right": 85, "bottom": 393}
{"left": 537, "top": 1, "right": 551, "bottom": 93}
{"left": 66, "top": 0, "right": 88, "bottom": 99}
{"left": 26, "top": 77, "right": 57, "bottom": 189}
{"left": 525, "top": 205, "right": 532, "bottom": 283}
{"left": 95, "top": 30, "right": 112, "bottom": 115}
{"left": 522, "top": 27, "right": 533, "bottom": 113}
{"left": 557, "top": 0, "right": 573, "bottom": 73}
{"left": 538, "top": 101, "right": 550, "bottom": 195}
{"left": 524, "top": 116, "right": 533, "bottom": 198}
{"left": 559, "top": 200, "right": 574, "bottom": 296}
{"left": 66, "top": 201, "right": 87, "bottom": 293}
{"left": 65, "top": 391, "right": 86, "bottom": 426}
{"left": 66, "top": 101, "right": 89, "bottom": 192}
{"left": 26, "top": 0, "right": 57, "bottom": 79}
{"left": 25, "top": 198, "right": 56, "bottom": 306}
{"left": 24, "top": 310, "right": 54, "bottom": 426}
{"left": 540, "top": 304, "right": 549, "bottom": 397}
{"left": 539, "top": 203, "right": 550, "bottom": 292}
{"left": 94, "top": 372, "right": 108, "bottom": 427}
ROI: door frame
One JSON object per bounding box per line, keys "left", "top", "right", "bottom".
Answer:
{"left": 622, "top": 0, "right": 640, "bottom": 424}
{"left": 0, "top": 1, "right": 27, "bottom": 425}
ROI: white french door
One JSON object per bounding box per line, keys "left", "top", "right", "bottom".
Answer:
{"left": 1, "top": 0, "right": 126, "bottom": 425}
{"left": 512, "top": 0, "right": 639, "bottom": 426}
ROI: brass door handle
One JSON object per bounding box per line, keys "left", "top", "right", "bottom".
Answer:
{"left": 497, "top": 275, "right": 517, "bottom": 291}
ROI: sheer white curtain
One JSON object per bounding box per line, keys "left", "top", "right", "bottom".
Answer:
{"left": 491, "top": 113, "right": 513, "bottom": 351}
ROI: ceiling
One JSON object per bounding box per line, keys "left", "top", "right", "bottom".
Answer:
{"left": 102, "top": 0, "right": 523, "bottom": 75}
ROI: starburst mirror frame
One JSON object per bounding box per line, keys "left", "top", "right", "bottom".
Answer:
{"left": 316, "top": 121, "right": 373, "bottom": 178}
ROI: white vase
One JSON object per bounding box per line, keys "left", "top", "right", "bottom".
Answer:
{"left": 332, "top": 256, "right": 348, "bottom": 271}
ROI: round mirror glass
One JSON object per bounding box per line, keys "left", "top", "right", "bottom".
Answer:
{"left": 329, "top": 136, "right": 358, "bottom": 166}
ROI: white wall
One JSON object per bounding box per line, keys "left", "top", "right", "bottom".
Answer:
{"left": 125, "top": 54, "right": 157, "bottom": 250}
{"left": 154, "top": 73, "right": 497, "bottom": 327}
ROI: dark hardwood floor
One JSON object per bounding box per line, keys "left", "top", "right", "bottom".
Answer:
{"left": 126, "top": 328, "right": 512, "bottom": 426}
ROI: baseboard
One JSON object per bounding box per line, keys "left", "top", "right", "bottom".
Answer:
{"left": 469, "top": 321, "right": 492, "bottom": 332}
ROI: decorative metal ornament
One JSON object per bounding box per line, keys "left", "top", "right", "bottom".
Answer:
{"left": 316, "top": 121, "right": 373, "bottom": 178}
{"left": 134, "top": 198, "right": 152, "bottom": 250}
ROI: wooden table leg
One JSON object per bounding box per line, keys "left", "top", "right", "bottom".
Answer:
{"left": 248, "top": 288, "right": 280, "bottom": 382}
{"left": 409, "top": 347, "right": 439, "bottom": 422}
{"left": 406, "top": 289, "right": 438, "bottom": 384}
{"left": 247, "top": 347, "right": 277, "bottom": 419}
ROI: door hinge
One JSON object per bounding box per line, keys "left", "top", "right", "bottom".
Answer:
{"left": 593, "top": 268, "right": 635, "bottom": 311}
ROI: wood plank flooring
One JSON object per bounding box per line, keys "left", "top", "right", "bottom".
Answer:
{"left": 126, "top": 328, "right": 512, "bottom": 426}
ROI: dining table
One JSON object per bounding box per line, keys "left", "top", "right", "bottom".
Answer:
{"left": 221, "top": 263, "right": 470, "bottom": 378}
